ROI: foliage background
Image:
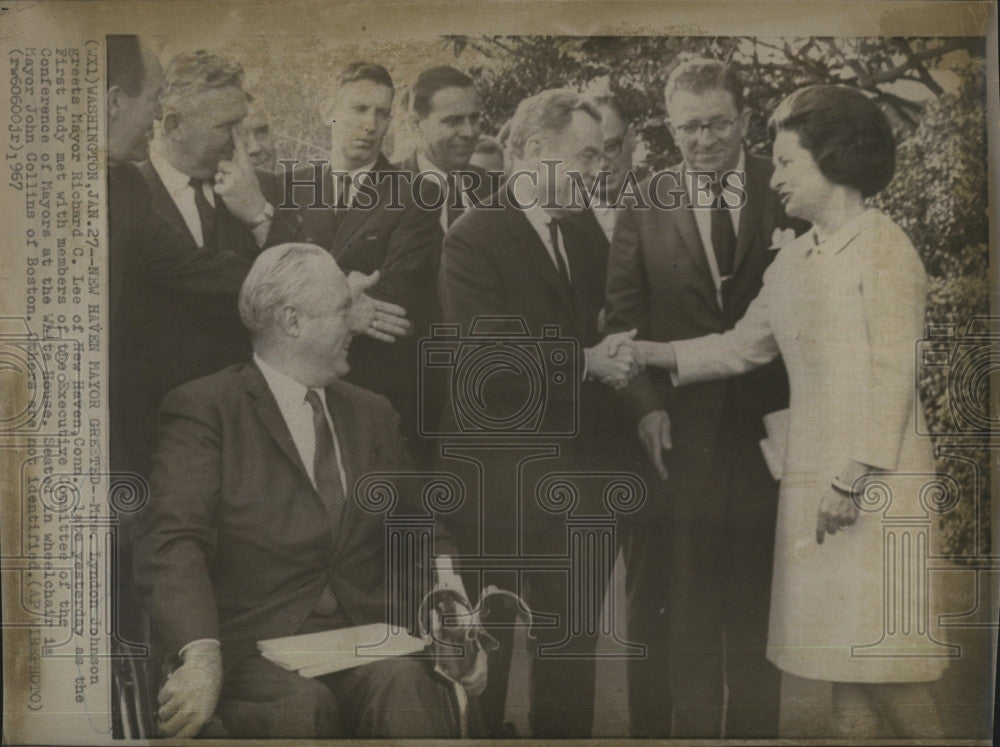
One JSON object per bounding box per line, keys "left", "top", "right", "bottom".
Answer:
{"left": 212, "top": 35, "right": 991, "bottom": 558}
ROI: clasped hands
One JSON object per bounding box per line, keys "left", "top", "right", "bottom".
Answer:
{"left": 585, "top": 328, "right": 645, "bottom": 390}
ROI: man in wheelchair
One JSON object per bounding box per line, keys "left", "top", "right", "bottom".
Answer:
{"left": 129, "top": 243, "right": 478, "bottom": 738}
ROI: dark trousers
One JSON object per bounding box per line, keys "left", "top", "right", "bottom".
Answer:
{"left": 215, "top": 653, "right": 457, "bottom": 738}
{"left": 623, "top": 432, "right": 781, "bottom": 739}
{"left": 455, "top": 526, "right": 609, "bottom": 739}
{"left": 212, "top": 606, "right": 458, "bottom": 739}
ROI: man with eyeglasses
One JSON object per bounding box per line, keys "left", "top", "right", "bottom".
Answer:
{"left": 591, "top": 94, "right": 637, "bottom": 242}
{"left": 604, "top": 58, "right": 807, "bottom": 738}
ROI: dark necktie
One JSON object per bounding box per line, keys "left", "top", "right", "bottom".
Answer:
{"left": 305, "top": 389, "right": 345, "bottom": 614}
{"left": 547, "top": 218, "right": 571, "bottom": 286}
{"left": 188, "top": 177, "right": 217, "bottom": 248}
{"left": 710, "top": 179, "right": 737, "bottom": 280}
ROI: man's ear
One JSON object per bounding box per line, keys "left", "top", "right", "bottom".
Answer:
{"left": 107, "top": 85, "right": 123, "bottom": 123}
{"left": 161, "top": 111, "right": 181, "bottom": 138}
{"left": 279, "top": 305, "right": 300, "bottom": 337}
{"left": 523, "top": 134, "right": 543, "bottom": 160}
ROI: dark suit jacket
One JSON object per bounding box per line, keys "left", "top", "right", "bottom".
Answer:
{"left": 131, "top": 363, "right": 431, "bottom": 663}
{"left": 440, "top": 185, "right": 607, "bottom": 343}
{"left": 110, "top": 162, "right": 300, "bottom": 475}
{"left": 129, "top": 160, "right": 301, "bottom": 400}
{"left": 278, "top": 155, "right": 442, "bottom": 425}
{"left": 394, "top": 151, "right": 497, "bottom": 304}
{"left": 605, "top": 154, "right": 806, "bottom": 518}
{"left": 396, "top": 151, "right": 497, "bottom": 215}
{"left": 438, "top": 186, "right": 613, "bottom": 535}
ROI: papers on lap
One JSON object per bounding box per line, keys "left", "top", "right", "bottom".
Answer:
{"left": 258, "top": 622, "right": 427, "bottom": 677}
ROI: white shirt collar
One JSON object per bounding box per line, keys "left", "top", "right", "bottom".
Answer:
{"left": 523, "top": 200, "right": 557, "bottom": 239}
{"left": 254, "top": 352, "right": 327, "bottom": 416}
{"left": 514, "top": 187, "right": 570, "bottom": 280}
{"left": 509, "top": 173, "right": 563, "bottom": 240}
{"left": 150, "top": 142, "right": 200, "bottom": 197}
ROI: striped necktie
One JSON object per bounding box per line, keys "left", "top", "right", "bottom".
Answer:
{"left": 305, "top": 388, "right": 346, "bottom": 614}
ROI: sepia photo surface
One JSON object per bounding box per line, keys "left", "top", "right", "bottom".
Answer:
{"left": 1, "top": 1, "right": 997, "bottom": 743}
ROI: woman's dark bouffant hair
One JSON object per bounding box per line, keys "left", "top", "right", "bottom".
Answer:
{"left": 769, "top": 85, "right": 896, "bottom": 197}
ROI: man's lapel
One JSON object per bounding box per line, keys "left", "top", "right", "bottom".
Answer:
{"left": 243, "top": 362, "right": 311, "bottom": 480}
{"left": 733, "top": 156, "right": 774, "bottom": 272}
{"left": 138, "top": 160, "right": 199, "bottom": 250}
{"left": 669, "top": 167, "right": 714, "bottom": 287}
{"left": 502, "top": 187, "right": 575, "bottom": 310}
{"left": 323, "top": 383, "right": 366, "bottom": 552}
{"left": 331, "top": 154, "right": 395, "bottom": 253}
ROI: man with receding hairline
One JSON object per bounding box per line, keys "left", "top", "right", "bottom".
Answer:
{"left": 131, "top": 243, "right": 469, "bottom": 739}
{"left": 439, "top": 87, "right": 641, "bottom": 738}
{"left": 114, "top": 50, "right": 303, "bottom": 481}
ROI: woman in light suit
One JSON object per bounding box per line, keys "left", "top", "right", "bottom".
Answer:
{"left": 634, "top": 85, "right": 947, "bottom": 738}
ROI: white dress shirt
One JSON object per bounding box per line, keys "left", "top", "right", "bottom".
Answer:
{"left": 508, "top": 182, "right": 592, "bottom": 379}
{"left": 178, "top": 355, "right": 348, "bottom": 658}
{"left": 522, "top": 203, "right": 573, "bottom": 282}
{"left": 254, "top": 353, "right": 347, "bottom": 494}
{"left": 685, "top": 150, "right": 746, "bottom": 306}
{"left": 510, "top": 176, "right": 573, "bottom": 280}
{"left": 150, "top": 145, "right": 216, "bottom": 248}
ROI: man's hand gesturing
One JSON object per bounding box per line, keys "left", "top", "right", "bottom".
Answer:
{"left": 638, "top": 409, "right": 672, "bottom": 480}
{"left": 214, "top": 128, "right": 268, "bottom": 224}
{"left": 346, "top": 270, "right": 413, "bottom": 342}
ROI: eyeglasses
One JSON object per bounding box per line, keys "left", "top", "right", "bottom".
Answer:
{"left": 672, "top": 118, "right": 738, "bottom": 138}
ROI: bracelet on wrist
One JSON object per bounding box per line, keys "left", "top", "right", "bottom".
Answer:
{"left": 831, "top": 476, "right": 860, "bottom": 497}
